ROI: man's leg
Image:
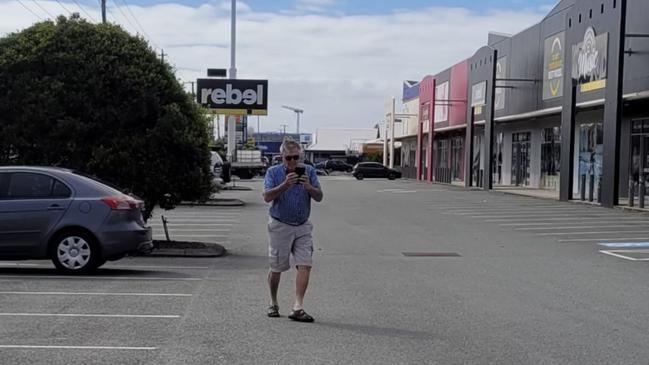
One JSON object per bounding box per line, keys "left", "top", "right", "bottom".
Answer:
{"left": 293, "top": 265, "right": 311, "bottom": 311}
{"left": 268, "top": 270, "right": 281, "bottom": 306}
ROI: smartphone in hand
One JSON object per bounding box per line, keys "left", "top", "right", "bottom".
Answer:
{"left": 295, "top": 166, "right": 306, "bottom": 184}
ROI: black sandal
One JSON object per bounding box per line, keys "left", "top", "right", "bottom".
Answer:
{"left": 288, "top": 309, "right": 314, "bottom": 323}
{"left": 267, "top": 305, "right": 280, "bottom": 318}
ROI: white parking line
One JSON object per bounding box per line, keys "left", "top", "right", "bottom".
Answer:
{"left": 599, "top": 250, "right": 640, "bottom": 261}
{"left": 152, "top": 235, "right": 228, "bottom": 239}
{"left": 516, "top": 225, "right": 649, "bottom": 231}
{"left": 445, "top": 207, "right": 581, "bottom": 213}
{"left": 0, "top": 275, "right": 202, "bottom": 281}
{"left": 152, "top": 229, "right": 231, "bottom": 233}
{"left": 501, "top": 220, "right": 649, "bottom": 226}
{"left": 558, "top": 237, "right": 649, "bottom": 243}
{"left": 103, "top": 265, "right": 210, "bottom": 270}
{"left": 151, "top": 218, "right": 238, "bottom": 222}
{"left": 0, "top": 345, "right": 157, "bottom": 350}
{"left": 0, "top": 291, "right": 192, "bottom": 297}
{"left": 537, "top": 230, "right": 649, "bottom": 236}
{"left": 0, "top": 313, "right": 180, "bottom": 318}
{"left": 474, "top": 213, "right": 611, "bottom": 219}
{"left": 486, "top": 217, "right": 630, "bottom": 223}
{"left": 151, "top": 228, "right": 232, "bottom": 231}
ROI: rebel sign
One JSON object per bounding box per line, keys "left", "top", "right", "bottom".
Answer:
{"left": 197, "top": 79, "right": 268, "bottom": 115}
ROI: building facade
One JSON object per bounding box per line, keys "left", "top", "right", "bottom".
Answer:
{"left": 404, "top": 0, "right": 649, "bottom": 209}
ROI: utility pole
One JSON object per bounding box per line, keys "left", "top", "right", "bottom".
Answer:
{"left": 280, "top": 124, "right": 288, "bottom": 136}
{"left": 101, "top": 0, "right": 106, "bottom": 23}
{"left": 226, "top": 0, "right": 238, "bottom": 162}
{"left": 160, "top": 49, "right": 166, "bottom": 64}
{"left": 389, "top": 97, "right": 396, "bottom": 169}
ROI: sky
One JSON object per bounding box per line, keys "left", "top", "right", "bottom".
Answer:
{"left": 0, "top": 0, "right": 558, "bottom": 134}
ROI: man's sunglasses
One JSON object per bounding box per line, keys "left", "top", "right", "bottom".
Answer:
{"left": 284, "top": 155, "right": 300, "bottom": 161}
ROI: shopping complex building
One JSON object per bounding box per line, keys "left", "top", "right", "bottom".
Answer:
{"left": 396, "top": 0, "right": 649, "bottom": 209}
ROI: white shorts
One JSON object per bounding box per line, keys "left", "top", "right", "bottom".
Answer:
{"left": 267, "top": 218, "right": 314, "bottom": 273}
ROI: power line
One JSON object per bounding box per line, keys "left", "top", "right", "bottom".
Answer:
{"left": 110, "top": 1, "right": 139, "bottom": 34}
{"left": 16, "top": 0, "right": 44, "bottom": 20}
{"left": 54, "top": 0, "right": 73, "bottom": 15}
{"left": 116, "top": 0, "right": 160, "bottom": 49}
{"left": 31, "top": 0, "right": 55, "bottom": 19}
{"left": 71, "top": 0, "right": 96, "bottom": 22}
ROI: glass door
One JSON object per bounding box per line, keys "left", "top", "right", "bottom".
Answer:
{"left": 577, "top": 122, "right": 603, "bottom": 202}
{"left": 628, "top": 120, "right": 649, "bottom": 208}
{"left": 511, "top": 132, "right": 531, "bottom": 186}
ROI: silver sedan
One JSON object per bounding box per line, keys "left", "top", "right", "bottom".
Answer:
{"left": 0, "top": 166, "right": 153, "bottom": 274}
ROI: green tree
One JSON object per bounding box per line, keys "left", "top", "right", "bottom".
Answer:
{"left": 0, "top": 16, "right": 213, "bottom": 220}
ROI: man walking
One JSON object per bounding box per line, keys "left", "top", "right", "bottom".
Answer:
{"left": 263, "top": 139, "right": 323, "bottom": 322}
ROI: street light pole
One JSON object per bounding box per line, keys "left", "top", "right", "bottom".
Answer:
{"left": 226, "top": 0, "right": 238, "bottom": 162}
{"left": 389, "top": 97, "right": 396, "bottom": 169}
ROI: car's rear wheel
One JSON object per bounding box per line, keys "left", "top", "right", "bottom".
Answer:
{"left": 50, "top": 231, "right": 101, "bottom": 274}
{"left": 355, "top": 172, "right": 364, "bottom": 180}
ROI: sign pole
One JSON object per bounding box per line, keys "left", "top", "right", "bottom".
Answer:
{"left": 227, "top": 0, "right": 238, "bottom": 162}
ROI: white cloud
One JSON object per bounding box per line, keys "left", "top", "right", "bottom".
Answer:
{"left": 0, "top": 1, "right": 547, "bottom": 134}
{"left": 295, "top": 0, "right": 336, "bottom": 13}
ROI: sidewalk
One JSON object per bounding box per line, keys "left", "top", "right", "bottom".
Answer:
{"left": 493, "top": 186, "right": 560, "bottom": 200}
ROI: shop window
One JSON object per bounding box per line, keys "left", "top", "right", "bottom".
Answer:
{"left": 542, "top": 127, "right": 561, "bottom": 191}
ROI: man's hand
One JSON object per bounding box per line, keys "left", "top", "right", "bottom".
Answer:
{"left": 283, "top": 172, "right": 300, "bottom": 188}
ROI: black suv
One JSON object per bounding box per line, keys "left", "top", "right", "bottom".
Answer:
{"left": 352, "top": 162, "right": 402, "bottom": 180}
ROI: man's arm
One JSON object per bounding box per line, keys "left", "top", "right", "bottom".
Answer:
{"left": 263, "top": 172, "right": 299, "bottom": 203}
{"left": 302, "top": 168, "right": 323, "bottom": 202}
{"left": 305, "top": 183, "right": 323, "bottom": 202}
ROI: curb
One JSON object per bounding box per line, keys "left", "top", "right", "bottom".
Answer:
{"left": 180, "top": 199, "right": 245, "bottom": 207}
{"left": 147, "top": 243, "right": 227, "bottom": 258}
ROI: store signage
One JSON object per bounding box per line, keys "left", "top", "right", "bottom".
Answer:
{"left": 543, "top": 32, "right": 565, "bottom": 99}
{"left": 403, "top": 80, "right": 420, "bottom": 102}
{"left": 471, "top": 81, "right": 486, "bottom": 107}
{"left": 495, "top": 57, "right": 506, "bottom": 110}
{"left": 571, "top": 27, "right": 608, "bottom": 93}
{"left": 197, "top": 79, "right": 268, "bottom": 115}
{"left": 435, "top": 81, "right": 449, "bottom": 123}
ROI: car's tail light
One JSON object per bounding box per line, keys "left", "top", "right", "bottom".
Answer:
{"left": 101, "top": 195, "right": 142, "bottom": 210}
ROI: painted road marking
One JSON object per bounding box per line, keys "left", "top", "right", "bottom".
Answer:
{"left": 0, "top": 291, "right": 192, "bottom": 297}
{"left": 0, "top": 345, "right": 157, "bottom": 350}
{"left": 501, "top": 220, "right": 649, "bottom": 226}
{"left": 516, "top": 225, "right": 649, "bottom": 231}
{"left": 0, "top": 313, "right": 180, "bottom": 318}
{"left": 598, "top": 242, "right": 649, "bottom": 249}
{"left": 559, "top": 237, "right": 649, "bottom": 243}
{"left": 0, "top": 275, "right": 202, "bottom": 281}
{"left": 537, "top": 230, "right": 649, "bottom": 236}
{"left": 486, "top": 216, "right": 624, "bottom": 222}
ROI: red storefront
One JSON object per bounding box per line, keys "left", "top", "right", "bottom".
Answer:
{"left": 416, "top": 60, "right": 469, "bottom": 183}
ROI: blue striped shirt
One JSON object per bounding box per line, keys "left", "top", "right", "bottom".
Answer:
{"left": 264, "top": 164, "right": 321, "bottom": 225}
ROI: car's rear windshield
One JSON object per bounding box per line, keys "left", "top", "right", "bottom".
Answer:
{"left": 71, "top": 171, "right": 127, "bottom": 196}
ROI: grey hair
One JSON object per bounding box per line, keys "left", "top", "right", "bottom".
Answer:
{"left": 280, "top": 138, "right": 302, "bottom": 154}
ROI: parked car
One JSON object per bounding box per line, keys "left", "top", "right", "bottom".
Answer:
{"left": 352, "top": 162, "right": 402, "bottom": 180}
{"left": 0, "top": 166, "right": 153, "bottom": 274}
{"left": 211, "top": 151, "right": 224, "bottom": 182}
{"left": 316, "top": 160, "right": 353, "bottom": 172}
